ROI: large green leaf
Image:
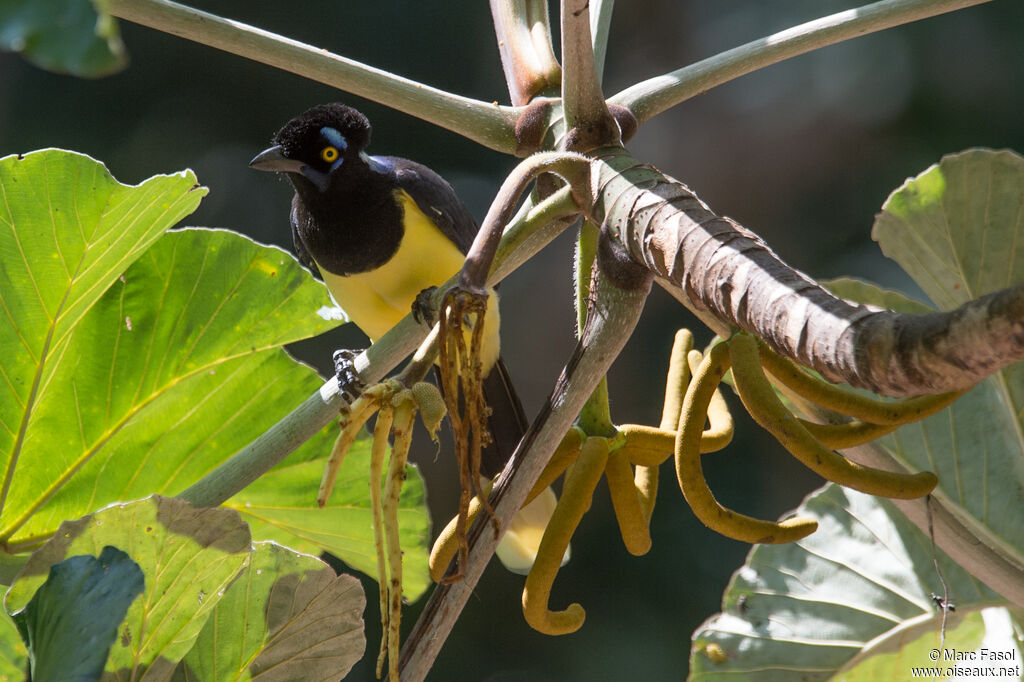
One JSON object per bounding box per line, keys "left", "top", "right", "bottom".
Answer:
{"left": 0, "top": 0, "right": 127, "bottom": 77}
{"left": 0, "top": 148, "right": 432, "bottom": 617}
{"left": 871, "top": 149, "right": 1024, "bottom": 571}
{"left": 0, "top": 149, "right": 203, "bottom": 543}
{"left": 11, "top": 546, "right": 143, "bottom": 681}
{"left": 227, "top": 431, "right": 432, "bottom": 601}
{"left": 689, "top": 485, "right": 1013, "bottom": 680}
{"left": 173, "top": 542, "right": 365, "bottom": 681}
{"left": 4, "top": 227, "right": 339, "bottom": 547}
{"left": 0, "top": 149, "right": 345, "bottom": 551}
{"left": 6, "top": 497, "right": 251, "bottom": 680}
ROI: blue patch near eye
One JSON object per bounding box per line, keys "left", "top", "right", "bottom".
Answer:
{"left": 320, "top": 126, "right": 348, "bottom": 150}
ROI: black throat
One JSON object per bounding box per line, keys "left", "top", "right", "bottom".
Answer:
{"left": 288, "top": 160, "right": 404, "bottom": 276}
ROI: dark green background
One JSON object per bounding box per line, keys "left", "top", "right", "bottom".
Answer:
{"left": 2, "top": 1, "right": 1021, "bottom": 679}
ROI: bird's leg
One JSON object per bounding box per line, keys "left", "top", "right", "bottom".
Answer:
{"left": 333, "top": 348, "right": 366, "bottom": 403}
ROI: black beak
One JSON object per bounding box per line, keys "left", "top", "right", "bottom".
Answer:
{"left": 249, "top": 145, "right": 306, "bottom": 174}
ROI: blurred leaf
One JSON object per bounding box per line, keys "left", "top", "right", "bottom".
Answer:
{"left": 0, "top": 0, "right": 127, "bottom": 77}
{"left": 173, "top": 542, "right": 365, "bottom": 682}
{"left": 0, "top": 601, "right": 26, "bottom": 679}
{"left": 6, "top": 496, "right": 251, "bottom": 680}
{"left": 227, "top": 431, "right": 432, "bottom": 602}
{"left": 11, "top": 545, "right": 143, "bottom": 682}
{"left": 689, "top": 485, "right": 1004, "bottom": 680}
{"left": 869, "top": 148, "right": 1024, "bottom": 572}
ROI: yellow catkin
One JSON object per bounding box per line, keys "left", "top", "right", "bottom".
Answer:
{"left": 605, "top": 449, "right": 653, "bottom": 555}
{"left": 687, "top": 349, "right": 734, "bottom": 452}
{"left": 757, "top": 340, "right": 962, "bottom": 425}
{"left": 660, "top": 329, "right": 695, "bottom": 429}
{"left": 730, "top": 334, "right": 938, "bottom": 499}
{"left": 429, "top": 496, "right": 483, "bottom": 584}
{"left": 638, "top": 328, "right": 694, "bottom": 522}
{"left": 674, "top": 341, "right": 819, "bottom": 544}
{"left": 522, "top": 437, "right": 609, "bottom": 635}
{"left": 526, "top": 427, "right": 584, "bottom": 505}
{"left": 799, "top": 418, "right": 898, "bottom": 449}
{"left": 317, "top": 387, "right": 386, "bottom": 507}
{"left": 619, "top": 424, "right": 675, "bottom": 466}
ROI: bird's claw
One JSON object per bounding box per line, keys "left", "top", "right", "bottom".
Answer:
{"left": 333, "top": 349, "right": 365, "bottom": 403}
{"left": 413, "top": 286, "right": 439, "bottom": 327}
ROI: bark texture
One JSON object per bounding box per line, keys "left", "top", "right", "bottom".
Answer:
{"left": 590, "top": 147, "right": 1024, "bottom": 396}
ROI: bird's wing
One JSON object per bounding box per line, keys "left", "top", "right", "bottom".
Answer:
{"left": 379, "top": 155, "right": 479, "bottom": 255}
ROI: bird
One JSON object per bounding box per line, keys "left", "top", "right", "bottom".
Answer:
{"left": 250, "top": 103, "right": 564, "bottom": 573}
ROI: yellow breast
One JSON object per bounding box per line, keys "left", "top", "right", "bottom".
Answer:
{"left": 318, "top": 190, "right": 500, "bottom": 372}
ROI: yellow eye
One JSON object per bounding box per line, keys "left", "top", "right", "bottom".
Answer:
{"left": 320, "top": 146, "right": 340, "bottom": 162}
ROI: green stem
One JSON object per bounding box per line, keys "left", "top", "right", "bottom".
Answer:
{"left": 560, "top": 0, "right": 613, "bottom": 132}
{"left": 490, "top": 0, "right": 562, "bottom": 105}
{"left": 590, "top": 0, "right": 615, "bottom": 84}
{"left": 107, "top": 0, "right": 519, "bottom": 153}
{"left": 609, "top": 0, "right": 995, "bottom": 125}
{"left": 574, "top": 221, "right": 614, "bottom": 436}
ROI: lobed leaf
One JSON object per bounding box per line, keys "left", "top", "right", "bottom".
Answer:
{"left": 689, "top": 485, "right": 1008, "bottom": 680}
{"left": 6, "top": 496, "right": 251, "bottom": 680}
{"left": 172, "top": 542, "right": 365, "bottom": 682}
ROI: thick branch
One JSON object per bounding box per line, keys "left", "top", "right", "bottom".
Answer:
{"left": 108, "top": 0, "right": 519, "bottom": 154}
{"left": 609, "top": 0, "right": 994, "bottom": 126}
{"left": 590, "top": 148, "right": 1024, "bottom": 396}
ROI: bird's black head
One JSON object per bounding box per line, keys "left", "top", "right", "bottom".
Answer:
{"left": 250, "top": 103, "right": 373, "bottom": 193}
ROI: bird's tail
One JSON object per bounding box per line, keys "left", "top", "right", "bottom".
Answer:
{"left": 480, "top": 357, "right": 528, "bottom": 477}
{"left": 436, "top": 358, "right": 567, "bottom": 575}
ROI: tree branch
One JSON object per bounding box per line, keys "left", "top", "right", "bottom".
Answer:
{"left": 592, "top": 148, "right": 1024, "bottom": 396}
{"left": 609, "top": 0, "right": 995, "bottom": 126}
{"left": 107, "top": 0, "right": 519, "bottom": 154}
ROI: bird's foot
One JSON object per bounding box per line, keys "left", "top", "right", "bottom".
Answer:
{"left": 333, "top": 349, "right": 365, "bottom": 403}
{"left": 412, "top": 286, "right": 439, "bottom": 327}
